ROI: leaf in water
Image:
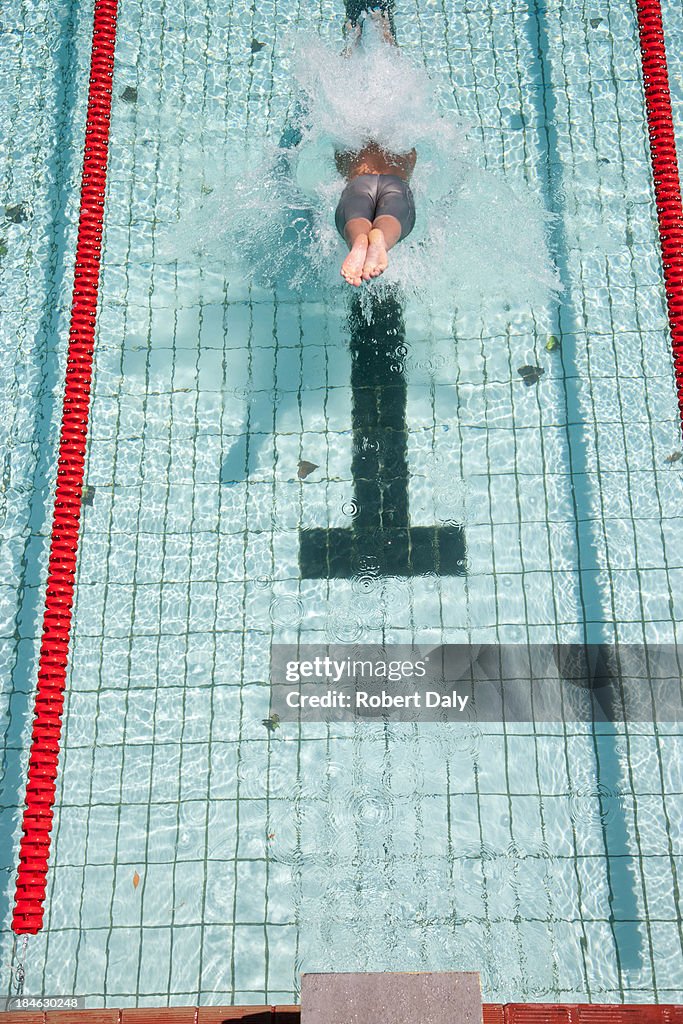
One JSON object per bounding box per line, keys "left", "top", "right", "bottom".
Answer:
{"left": 664, "top": 451, "right": 682, "bottom": 464}
{"left": 545, "top": 335, "right": 560, "bottom": 352}
{"left": 517, "top": 365, "right": 545, "bottom": 386}
{"left": 81, "top": 484, "right": 95, "bottom": 506}
{"left": 298, "top": 460, "right": 319, "bottom": 479}
{"left": 251, "top": 38, "right": 265, "bottom": 53}
{"left": 5, "top": 203, "right": 30, "bottom": 224}
{"left": 262, "top": 714, "right": 281, "bottom": 732}
{"left": 590, "top": 17, "right": 603, "bottom": 27}
{"left": 133, "top": 871, "right": 141, "bottom": 889}
{"left": 121, "top": 86, "right": 138, "bottom": 103}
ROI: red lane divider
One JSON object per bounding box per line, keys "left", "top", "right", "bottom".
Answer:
{"left": 12, "top": 0, "right": 118, "bottom": 934}
{"left": 635, "top": 0, "right": 683, "bottom": 419}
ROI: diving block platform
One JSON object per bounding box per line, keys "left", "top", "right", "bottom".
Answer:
{"left": 302, "top": 971, "right": 483, "bottom": 1024}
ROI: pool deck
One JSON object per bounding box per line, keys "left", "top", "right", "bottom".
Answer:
{"left": 1, "top": 1003, "right": 683, "bottom": 1024}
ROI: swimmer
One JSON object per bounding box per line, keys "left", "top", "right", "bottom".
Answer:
{"left": 335, "top": 9, "right": 417, "bottom": 287}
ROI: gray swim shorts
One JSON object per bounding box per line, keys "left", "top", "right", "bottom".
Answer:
{"left": 335, "top": 173, "right": 416, "bottom": 241}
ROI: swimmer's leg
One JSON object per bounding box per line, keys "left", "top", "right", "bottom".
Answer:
{"left": 341, "top": 217, "right": 372, "bottom": 287}
{"left": 361, "top": 213, "right": 401, "bottom": 280}
{"left": 344, "top": 0, "right": 397, "bottom": 40}
{"left": 341, "top": 18, "right": 361, "bottom": 56}
{"left": 371, "top": 214, "right": 401, "bottom": 248}
{"left": 368, "top": 7, "right": 397, "bottom": 45}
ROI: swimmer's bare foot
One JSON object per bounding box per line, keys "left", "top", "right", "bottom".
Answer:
{"left": 341, "top": 18, "right": 361, "bottom": 55}
{"left": 361, "top": 228, "right": 389, "bottom": 280}
{"left": 368, "top": 8, "right": 396, "bottom": 45}
{"left": 341, "top": 234, "right": 369, "bottom": 286}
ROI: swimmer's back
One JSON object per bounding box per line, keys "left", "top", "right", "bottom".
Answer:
{"left": 335, "top": 141, "right": 417, "bottom": 181}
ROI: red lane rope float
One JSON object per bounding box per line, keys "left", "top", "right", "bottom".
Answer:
{"left": 635, "top": 0, "right": 683, "bottom": 419}
{"left": 12, "top": 0, "right": 118, "bottom": 934}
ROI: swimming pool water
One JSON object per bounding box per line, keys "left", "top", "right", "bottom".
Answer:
{"left": 1, "top": 0, "right": 682, "bottom": 1007}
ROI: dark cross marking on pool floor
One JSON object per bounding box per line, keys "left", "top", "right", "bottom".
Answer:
{"left": 299, "top": 292, "right": 466, "bottom": 579}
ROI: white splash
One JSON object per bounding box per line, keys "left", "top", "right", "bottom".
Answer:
{"left": 157, "top": 14, "right": 561, "bottom": 317}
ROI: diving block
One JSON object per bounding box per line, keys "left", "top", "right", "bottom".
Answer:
{"left": 301, "top": 972, "right": 483, "bottom": 1024}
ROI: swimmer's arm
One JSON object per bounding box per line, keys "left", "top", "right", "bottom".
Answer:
{"left": 275, "top": 100, "right": 311, "bottom": 181}
{"left": 278, "top": 98, "right": 311, "bottom": 151}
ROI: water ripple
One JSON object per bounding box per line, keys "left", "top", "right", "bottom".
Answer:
{"left": 341, "top": 499, "right": 359, "bottom": 518}
{"left": 326, "top": 609, "right": 363, "bottom": 642}
{"left": 352, "top": 570, "right": 380, "bottom": 596}
{"left": 269, "top": 594, "right": 304, "bottom": 627}
{"left": 568, "top": 782, "right": 625, "bottom": 832}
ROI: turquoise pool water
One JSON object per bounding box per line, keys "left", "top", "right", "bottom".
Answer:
{"left": 1, "top": 0, "right": 683, "bottom": 1007}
